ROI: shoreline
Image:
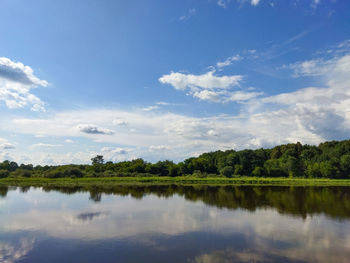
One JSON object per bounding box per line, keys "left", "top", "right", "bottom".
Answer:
{"left": 1, "top": 177, "right": 350, "bottom": 187}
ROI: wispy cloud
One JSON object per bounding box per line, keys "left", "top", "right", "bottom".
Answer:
{"left": 217, "top": 0, "right": 231, "bottom": 8}
{"left": 32, "top": 143, "right": 63, "bottom": 148}
{"left": 149, "top": 145, "right": 170, "bottom": 151}
{"left": 311, "top": 0, "right": 320, "bottom": 8}
{"left": 283, "top": 31, "right": 309, "bottom": 46}
{"left": 179, "top": 8, "right": 196, "bottom": 21}
{"left": 141, "top": 105, "right": 159, "bottom": 111}
{"left": 251, "top": 0, "right": 261, "bottom": 6}
{"left": 216, "top": 55, "right": 242, "bottom": 69}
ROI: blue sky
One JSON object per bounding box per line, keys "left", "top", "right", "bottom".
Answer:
{"left": 0, "top": 0, "right": 350, "bottom": 165}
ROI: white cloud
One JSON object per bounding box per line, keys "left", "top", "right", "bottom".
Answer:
{"left": 251, "top": 0, "right": 260, "bottom": 6}
{"left": 101, "top": 147, "right": 127, "bottom": 155}
{"left": 100, "top": 147, "right": 131, "bottom": 162}
{"left": 0, "top": 142, "right": 15, "bottom": 150}
{"left": 217, "top": 0, "right": 230, "bottom": 8}
{"left": 112, "top": 119, "right": 127, "bottom": 126}
{"left": 159, "top": 71, "right": 243, "bottom": 91}
{"left": 65, "top": 139, "right": 74, "bottom": 143}
{"left": 179, "top": 8, "right": 196, "bottom": 21}
{"left": 216, "top": 55, "right": 242, "bottom": 69}
{"left": 77, "top": 124, "right": 114, "bottom": 135}
{"left": 156, "top": 101, "right": 182, "bottom": 106}
{"left": 159, "top": 71, "right": 253, "bottom": 103}
{"left": 0, "top": 106, "right": 321, "bottom": 164}
{"left": 0, "top": 138, "right": 15, "bottom": 161}
{"left": 311, "top": 0, "right": 320, "bottom": 8}
{"left": 288, "top": 54, "right": 350, "bottom": 80}
{"left": 193, "top": 90, "right": 221, "bottom": 102}
{"left": 0, "top": 57, "right": 47, "bottom": 111}
{"left": 141, "top": 105, "right": 159, "bottom": 111}
{"left": 149, "top": 145, "right": 170, "bottom": 151}
{"left": 32, "top": 143, "right": 63, "bottom": 148}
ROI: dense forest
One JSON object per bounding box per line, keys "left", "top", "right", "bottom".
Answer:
{"left": 1, "top": 139, "right": 350, "bottom": 179}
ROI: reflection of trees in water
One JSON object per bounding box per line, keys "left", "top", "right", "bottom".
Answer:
{"left": 20, "top": 186, "right": 30, "bottom": 193}
{"left": 89, "top": 191, "right": 102, "bottom": 202}
{"left": 0, "top": 186, "right": 8, "bottom": 198}
{"left": 3, "top": 185, "right": 350, "bottom": 219}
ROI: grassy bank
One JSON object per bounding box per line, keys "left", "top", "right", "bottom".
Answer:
{"left": 1, "top": 176, "right": 350, "bottom": 187}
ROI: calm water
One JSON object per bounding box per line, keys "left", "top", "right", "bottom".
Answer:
{"left": 0, "top": 185, "right": 350, "bottom": 263}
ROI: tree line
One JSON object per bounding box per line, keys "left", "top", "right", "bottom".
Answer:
{"left": 1, "top": 139, "right": 350, "bottom": 179}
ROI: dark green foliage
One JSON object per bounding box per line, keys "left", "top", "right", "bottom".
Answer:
{"left": 252, "top": 166, "right": 266, "bottom": 177}
{"left": 91, "top": 155, "right": 104, "bottom": 165}
{"left": 1, "top": 139, "right": 350, "bottom": 179}
{"left": 0, "top": 169, "right": 9, "bottom": 178}
{"left": 234, "top": 164, "right": 243, "bottom": 176}
{"left": 220, "top": 166, "right": 234, "bottom": 178}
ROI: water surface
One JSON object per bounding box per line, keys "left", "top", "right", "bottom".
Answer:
{"left": 0, "top": 185, "right": 350, "bottom": 262}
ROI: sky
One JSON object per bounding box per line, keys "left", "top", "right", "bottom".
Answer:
{"left": 0, "top": 0, "right": 350, "bottom": 165}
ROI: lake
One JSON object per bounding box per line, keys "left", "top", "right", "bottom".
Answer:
{"left": 0, "top": 185, "right": 350, "bottom": 262}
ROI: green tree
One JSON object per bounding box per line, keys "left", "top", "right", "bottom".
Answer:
{"left": 220, "top": 166, "right": 234, "bottom": 178}
{"left": 340, "top": 154, "right": 350, "bottom": 178}
{"left": 91, "top": 155, "right": 104, "bottom": 165}
{"left": 234, "top": 164, "right": 243, "bottom": 176}
{"left": 319, "top": 161, "right": 339, "bottom": 178}
{"left": 252, "top": 166, "right": 266, "bottom": 177}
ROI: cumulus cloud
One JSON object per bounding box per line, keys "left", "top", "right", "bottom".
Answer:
{"left": 77, "top": 124, "right": 114, "bottom": 135}
{"left": 159, "top": 71, "right": 256, "bottom": 103}
{"left": 261, "top": 51, "right": 350, "bottom": 141}
{"left": 159, "top": 71, "right": 242, "bottom": 91}
{"left": 0, "top": 57, "right": 47, "bottom": 111}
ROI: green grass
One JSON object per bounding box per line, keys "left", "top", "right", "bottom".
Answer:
{"left": 1, "top": 176, "right": 350, "bottom": 187}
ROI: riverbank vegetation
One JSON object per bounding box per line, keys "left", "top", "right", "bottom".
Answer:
{"left": 1, "top": 139, "right": 350, "bottom": 180}
{"left": 1, "top": 177, "right": 350, "bottom": 187}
